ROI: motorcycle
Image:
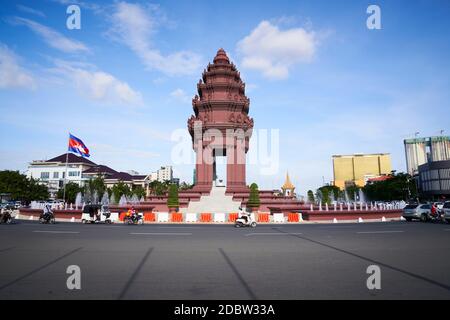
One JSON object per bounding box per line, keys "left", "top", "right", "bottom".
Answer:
{"left": 235, "top": 214, "right": 257, "bottom": 228}
{"left": 0, "top": 207, "right": 15, "bottom": 224}
{"left": 124, "top": 213, "right": 144, "bottom": 225}
{"left": 39, "top": 212, "right": 56, "bottom": 224}
{"left": 428, "top": 209, "right": 445, "bottom": 223}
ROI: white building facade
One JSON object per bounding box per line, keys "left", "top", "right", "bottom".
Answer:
{"left": 27, "top": 154, "right": 96, "bottom": 197}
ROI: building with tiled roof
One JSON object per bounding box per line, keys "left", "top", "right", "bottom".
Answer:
{"left": 26, "top": 153, "right": 166, "bottom": 198}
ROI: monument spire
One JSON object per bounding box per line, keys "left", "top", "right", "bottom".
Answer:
{"left": 188, "top": 48, "right": 253, "bottom": 194}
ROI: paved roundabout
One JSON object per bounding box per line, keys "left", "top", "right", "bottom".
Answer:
{"left": 1, "top": 220, "right": 450, "bottom": 299}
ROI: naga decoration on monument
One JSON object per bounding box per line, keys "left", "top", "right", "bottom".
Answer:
{"left": 188, "top": 49, "right": 254, "bottom": 194}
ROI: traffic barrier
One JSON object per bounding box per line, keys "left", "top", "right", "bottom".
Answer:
{"left": 186, "top": 213, "right": 197, "bottom": 223}
{"left": 333, "top": 218, "right": 338, "bottom": 223}
{"left": 228, "top": 213, "right": 238, "bottom": 222}
{"left": 200, "top": 213, "right": 212, "bottom": 222}
{"left": 358, "top": 217, "right": 364, "bottom": 223}
{"left": 119, "top": 212, "right": 127, "bottom": 221}
{"left": 144, "top": 212, "right": 156, "bottom": 222}
{"left": 214, "top": 213, "right": 226, "bottom": 223}
{"left": 381, "top": 216, "right": 386, "bottom": 222}
{"left": 258, "top": 213, "right": 269, "bottom": 223}
{"left": 273, "top": 213, "right": 284, "bottom": 223}
{"left": 171, "top": 213, "right": 183, "bottom": 222}
{"left": 110, "top": 212, "right": 119, "bottom": 223}
{"left": 157, "top": 212, "right": 169, "bottom": 222}
{"left": 70, "top": 217, "right": 75, "bottom": 223}
{"left": 288, "top": 212, "right": 299, "bottom": 222}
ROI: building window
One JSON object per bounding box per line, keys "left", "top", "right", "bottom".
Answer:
{"left": 41, "top": 172, "right": 50, "bottom": 179}
{"left": 53, "top": 172, "right": 59, "bottom": 179}
{"left": 69, "top": 171, "right": 80, "bottom": 177}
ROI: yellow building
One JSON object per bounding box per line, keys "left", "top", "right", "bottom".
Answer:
{"left": 332, "top": 153, "right": 392, "bottom": 190}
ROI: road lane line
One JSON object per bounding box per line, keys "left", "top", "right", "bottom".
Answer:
{"left": 130, "top": 232, "right": 192, "bottom": 235}
{"left": 33, "top": 230, "right": 80, "bottom": 234}
{"left": 118, "top": 247, "right": 153, "bottom": 300}
{"left": 271, "top": 227, "right": 450, "bottom": 292}
{"left": 157, "top": 226, "right": 201, "bottom": 229}
{"left": 219, "top": 248, "right": 257, "bottom": 300}
{"left": 245, "top": 233, "right": 302, "bottom": 236}
{"left": 0, "top": 247, "right": 83, "bottom": 291}
{"left": 357, "top": 231, "right": 404, "bottom": 234}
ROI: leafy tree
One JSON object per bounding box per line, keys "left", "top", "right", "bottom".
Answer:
{"left": 363, "top": 172, "right": 417, "bottom": 201}
{"left": 148, "top": 180, "right": 169, "bottom": 196}
{"left": 247, "top": 183, "right": 261, "bottom": 208}
{"left": 57, "top": 182, "right": 83, "bottom": 204}
{"left": 85, "top": 176, "right": 106, "bottom": 201}
{"left": 345, "top": 185, "right": 360, "bottom": 201}
{"left": 167, "top": 184, "right": 179, "bottom": 208}
{"left": 307, "top": 190, "right": 315, "bottom": 203}
{"left": 179, "top": 182, "right": 193, "bottom": 191}
{"left": 0, "top": 170, "right": 49, "bottom": 204}
{"left": 111, "top": 181, "right": 132, "bottom": 201}
{"left": 132, "top": 185, "right": 146, "bottom": 199}
{"left": 317, "top": 185, "right": 340, "bottom": 204}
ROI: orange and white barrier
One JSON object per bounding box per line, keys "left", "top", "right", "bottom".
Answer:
{"left": 200, "top": 213, "right": 212, "bottom": 223}
{"left": 186, "top": 213, "right": 197, "bottom": 223}
{"left": 171, "top": 213, "right": 183, "bottom": 222}
{"left": 144, "top": 212, "right": 156, "bottom": 222}
{"left": 287, "top": 212, "right": 299, "bottom": 222}
{"left": 214, "top": 213, "right": 226, "bottom": 223}
{"left": 273, "top": 213, "right": 284, "bottom": 223}
{"left": 258, "top": 212, "right": 270, "bottom": 222}
{"left": 228, "top": 213, "right": 238, "bottom": 222}
{"left": 157, "top": 212, "right": 169, "bottom": 222}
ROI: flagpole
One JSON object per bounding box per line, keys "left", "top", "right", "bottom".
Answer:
{"left": 63, "top": 133, "right": 70, "bottom": 204}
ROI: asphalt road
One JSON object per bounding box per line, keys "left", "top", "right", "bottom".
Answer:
{"left": 1, "top": 220, "right": 450, "bottom": 300}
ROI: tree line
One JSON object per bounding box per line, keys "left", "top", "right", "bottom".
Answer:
{"left": 0, "top": 170, "right": 194, "bottom": 205}
{"left": 306, "top": 172, "right": 417, "bottom": 204}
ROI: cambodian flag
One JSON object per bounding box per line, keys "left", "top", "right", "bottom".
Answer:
{"left": 68, "top": 134, "right": 90, "bottom": 157}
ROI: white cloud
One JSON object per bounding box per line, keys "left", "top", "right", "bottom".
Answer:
{"left": 11, "top": 17, "right": 89, "bottom": 53}
{"left": 17, "top": 4, "right": 46, "bottom": 18}
{"left": 51, "top": 60, "right": 143, "bottom": 106}
{"left": 109, "top": 1, "right": 202, "bottom": 76}
{"left": 170, "top": 88, "right": 189, "bottom": 103}
{"left": 237, "top": 20, "right": 317, "bottom": 80}
{"left": 0, "top": 44, "right": 36, "bottom": 89}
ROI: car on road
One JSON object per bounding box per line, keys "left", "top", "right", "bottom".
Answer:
{"left": 402, "top": 203, "right": 432, "bottom": 222}
{"left": 443, "top": 202, "right": 450, "bottom": 224}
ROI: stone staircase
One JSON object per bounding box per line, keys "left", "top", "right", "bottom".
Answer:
{"left": 181, "top": 186, "right": 242, "bottom": 214}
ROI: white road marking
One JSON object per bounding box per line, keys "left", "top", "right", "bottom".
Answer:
{"left": 357, "top": 231, "right": 404, "bottom": 234}
{"left": 157, "top": 226, "right": 201, "bottom": 229}
{"left": 245, "top": 233, "right": 302, "bottom": 236}
{"left": 130, "top": 232, "right": 192, "bottom": 236}
{"left": 33, "top": 231, "right": 80, "bottom": 234}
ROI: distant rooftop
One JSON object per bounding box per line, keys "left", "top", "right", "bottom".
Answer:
{"left": 332, "top": 153, "right": 390, "bottom": 158}
{"left": 32, "top": 153, "right": 97, "bottom": 166}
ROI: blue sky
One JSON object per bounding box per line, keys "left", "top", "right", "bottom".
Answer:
{"left": 1, "top": 0, "right": 449, "bottom": 195}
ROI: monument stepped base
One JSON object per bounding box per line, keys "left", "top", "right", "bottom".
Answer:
{"left": 181, "top": 186, "right": 242, "bottom": 214}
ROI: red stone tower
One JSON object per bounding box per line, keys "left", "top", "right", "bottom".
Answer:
{"left": 188, "top": 49, "right": 253, "bottom": 194}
